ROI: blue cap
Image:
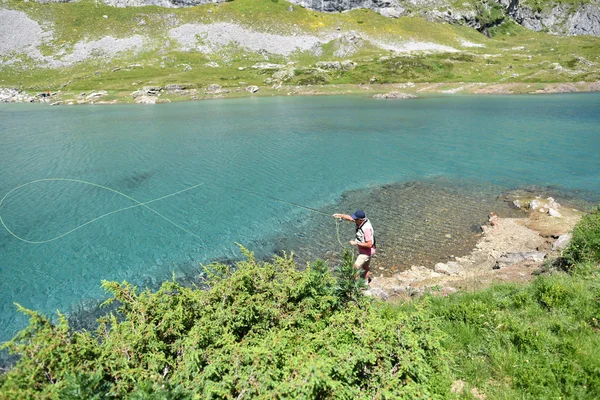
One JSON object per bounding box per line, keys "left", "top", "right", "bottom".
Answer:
{"left": 351, "top": 210, "right": 366, "bottom": 220}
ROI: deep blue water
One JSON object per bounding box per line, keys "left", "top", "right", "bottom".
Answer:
{"left": 1, "top": 94, "right": 599, "bottom": 342}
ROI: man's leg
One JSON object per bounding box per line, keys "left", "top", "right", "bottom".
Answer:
{"left": 355, "top": 254, "right": 372, "bottom": 283}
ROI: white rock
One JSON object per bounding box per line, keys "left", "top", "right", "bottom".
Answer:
{"left": 434, "top": 262, "right": 460, "bottom": 275}
{"left": 548, "top": 208, "right": 562, "bottom": 217}
{"left": 553, "top": 233, "right": 572, "bottom": 250}
{"left": 529, "top": 199, "right": 541, "bottom": 210}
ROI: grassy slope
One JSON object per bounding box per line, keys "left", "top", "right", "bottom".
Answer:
{"left": 1, "top": 0, "right": 599, "bottom": 100}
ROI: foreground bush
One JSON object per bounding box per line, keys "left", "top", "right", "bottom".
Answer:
{"left": 0, "top": 248, "right": 450, "bottom": 399}
{"left": 564, "top": 206, "right": 600, "bottom": 264}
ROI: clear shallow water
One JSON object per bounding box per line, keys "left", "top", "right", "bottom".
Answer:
{"left": 1, "top": 94, "right": 599, "bottom": 343}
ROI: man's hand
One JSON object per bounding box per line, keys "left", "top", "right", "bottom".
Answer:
{"left": 349, "top": 240, "right": 357, "bottom": 246}
{"left": 333, "top": 214, "right": 342, "bottom": 219}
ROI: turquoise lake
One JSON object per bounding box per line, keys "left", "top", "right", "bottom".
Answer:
{"left": 1, "top": 94, "right": 599, "bottom": 344}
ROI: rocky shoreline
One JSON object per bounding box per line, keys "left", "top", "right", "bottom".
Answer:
{"left": 2, "top": 81, "right": 600, "bottom": 105}
{"left": 366, "top": 195, "right": 584, "bottom": 301}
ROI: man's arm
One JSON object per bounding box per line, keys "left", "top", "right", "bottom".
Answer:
{"left": 332, "top": 213, "right": 353, "bottom": 221}
{"left": 352, "top": 240, "right": 373, "bottom": 248}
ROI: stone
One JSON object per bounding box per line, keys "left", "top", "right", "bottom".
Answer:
{"left": 434, "top": 262, "right": 461, "bottom": 275}
{"left": 528, "top": 199, "right": 541, "bottom": 211}
{"left": 0, "top": 88, "right": 36, "bottom": 103}
{"left": 493, "top": 251, "right": 546, "bottom": 269}
{"left": 340, "top": 60, "right": 357, "bottom": 70}
{"left": 364, "top": 287, "right": 390, "bottom": 300}
{"left": 252, "top": 63, "right": 284, "bottom": 69}
{"left": 134, "top": 95, "right": 157, "bottom": 104}
{"left": 272, "top": 68, "right": 295, "bottom": 81}
{"left": 206, "top": 84, "right": 222, "bottom": 93}
{"left": 552, "top": 233, "right": 572, "bottom": 250}
{"left": 165, "top": 84, "right": 187, "bottom": 91}
{"left": 245, "top": 85, "right": 260, "bottom": 93}
{"left": 373, "top": 92, "right": 417, "bottom": 99}
{"left": 316, "top": 61, "right": 342, "bottom": 70}
{"left": 142, "top": 86, "right": 162, "bottom": 95}
{"left": 548, "top": 208, "right": 562, "bottom": 217}
{"left": 85, "top": 90, "right": 108, "bottom": 99}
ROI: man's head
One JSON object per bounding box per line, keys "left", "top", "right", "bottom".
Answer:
{"left": 351, "top": 210, "right": 366, "bottom": 223}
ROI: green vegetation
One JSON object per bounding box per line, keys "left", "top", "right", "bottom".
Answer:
{"left": 1, "top": 0, "right": 599, "bottom": 102}
{"left": 0, "top": 248, "right": 451, "bottom": 398}
{"left": 1, "top": 207, "right": 600, "bottom": 398}
{"left": 564, "top": 206, "right": 600, "bottom": 265}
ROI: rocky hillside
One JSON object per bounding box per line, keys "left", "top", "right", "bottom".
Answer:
{"left": 1, "top": 0, "right": 599, "bottom": 103}
{"left": 28, "top": 0, "right": 600, "bottom": 37}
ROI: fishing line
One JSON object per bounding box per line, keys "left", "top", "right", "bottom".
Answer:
{"left": 210, "top": 182, "right": 347, "bottom": 249}
{"left": 0, "top": 178, "right": 349, "bottom": 249}
{"left": 0, "top": 178, "right": 206, "bottom": 244}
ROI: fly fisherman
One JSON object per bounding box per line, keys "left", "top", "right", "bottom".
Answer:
{"left": 332, "top": 210, "right": 376, "bottom": 283}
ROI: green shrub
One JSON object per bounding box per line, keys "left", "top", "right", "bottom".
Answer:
{"left": 0, "top": 247, "right": 450, "bottom": 398}
{"left": 564, "top": 206, "right": 600, "bottom": 264}
{"left": 534, "top": 275, "right": 572, "bottom": 309}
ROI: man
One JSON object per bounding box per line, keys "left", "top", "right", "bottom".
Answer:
{"left": 332, "top": 210, "right": 376, "bottom": 283}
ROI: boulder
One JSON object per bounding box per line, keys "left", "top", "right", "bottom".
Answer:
{"left": 272, "top": 68, "right": 295, "bottom": 81}
{"left": 493, "top": 251, "right": 546, "bottom": 269}
{"left": 547, "top": 197, "right": 561, "bottom": 209}
{"left": 86, "top": 90, "right": 108, "bottom": 99}
{"left": 245, "top": 85, "right": 260, "bottom": 93}
{"left": 364, "top": 287, "right": 390, "bottom": 300}
{"left": 206, "top": 84, "right": 222, "bottom": 93}
{"left": 340, "top": 60, "right": 357, "bottom": 70}
{"left": 134, "top": 95, "right": 157, "bottom": 104}
{"left": 316, "top": 61, "right": 342, "bottom": 70}
{"left": 165, "top": 84, "right": 187, "bottom": 92}
{"left": 373, "top": 92, "right": 417, "bottom": 99}
{"left": 252, "top": 63, "right": 285, "bottom": 69}
{"left": 0, "top": 88, "right": 36, "bottom": 103}
{"left": 132, "top": 86, "right": 161, "bottom": 98}
{"left": 434, "top": 261, "right": 461, "bottom": 275}
{"left": 552, "top": 233, "right": 572, "bottom": 250}
{"left": 548, "top": 208, "right": 562, "bottom": 217}
{"left": 528, "top": 199, "right": 541, "bottom": 211}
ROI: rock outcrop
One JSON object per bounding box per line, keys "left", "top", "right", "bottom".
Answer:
{"left": 287, "top": 0, "right": 404, "bottom": 18}
{"left": 29, "top": 0, "right": 600, "bottom": 37}
{"left": 0, "top": 88, "right": 36, "bottom": 103}
{"left": 501, "top": 0, "right": 600, "bottom": 37}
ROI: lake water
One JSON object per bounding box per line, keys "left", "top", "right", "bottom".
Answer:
{"left": 1, "top": 94, "right": 599, "bottom": 344}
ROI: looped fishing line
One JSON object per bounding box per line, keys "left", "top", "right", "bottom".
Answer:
{"left": 1, "top": 179, "right": 349, "bottom": 248}
{"left": 0, "top": 178, "right": 206, "bottom": 244}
